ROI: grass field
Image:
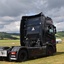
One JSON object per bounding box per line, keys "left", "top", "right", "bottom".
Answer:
{"left": 0, "top": 40, "right": 20, "bottom": 47}
{"left": 0, "top": 38, "right": 64, "bottom": 64}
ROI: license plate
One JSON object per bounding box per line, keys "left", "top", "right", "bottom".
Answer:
{"left": 0, "top": 50, "right": 7, "bottom": 57}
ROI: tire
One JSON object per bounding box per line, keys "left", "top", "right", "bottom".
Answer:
{"left": 17, "top": 50, "right": 28, "bottom": 62}
{"left": 46, "top": 46, "right": 54, "bottom": 56}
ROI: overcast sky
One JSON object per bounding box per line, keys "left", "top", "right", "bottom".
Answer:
{"left": 0, "top": 0, "right": 64, "bottom": 33}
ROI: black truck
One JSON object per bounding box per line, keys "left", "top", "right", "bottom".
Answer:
{"left": 0, "top": 12, "right": 56, "bottom": 62}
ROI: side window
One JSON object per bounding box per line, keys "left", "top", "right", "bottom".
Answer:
{"left": 46, "top": 25, "right": 56, "bottom": 34}
{"left": 47, "top": 25, "right": 54, "bottom": 33}
{"left": 53, "top": 27, "right": 56, "bottom": 34}
{"left": 49, "top": 26, "right": 54, "bottom": 33}
{"left": 49, "top": 29, "right": 54, "bottom": 33}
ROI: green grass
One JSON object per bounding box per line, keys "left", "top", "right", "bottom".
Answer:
{"left": 0, "top": 40, "right": 20, "bottom": 47}
{"left": 11, "top": 35, "right": 20, "bottom": 39}
{"left": 0, "top": 38, "right": 64, "bottom": 64}
{"left": 56, "top": 31, "right": 64, "bottom": 38}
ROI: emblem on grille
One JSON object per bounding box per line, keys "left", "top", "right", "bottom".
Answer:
{"left": 32, "top": 27, "right": 35, "bottom": 31}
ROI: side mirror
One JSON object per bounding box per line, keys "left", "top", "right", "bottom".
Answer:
{"left": 55, "top": 28, "right": 56, "bottom": 34}
{"left": 53, "top": 25, "right": 56, "bottom": 34}
{"left": 54, "top": 27, "right": 56, "bottom": 34}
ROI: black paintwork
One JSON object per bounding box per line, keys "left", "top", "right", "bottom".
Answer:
{"left": 0, "top": 12, "right": 56, "bottom": 61}
{"left": 13, "top": 12, "right": 56, "bottom": 61}
{"left": 20, "top": 12, "right": 56, "bottom": 47}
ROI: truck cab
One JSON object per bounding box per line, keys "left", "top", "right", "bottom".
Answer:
{"left": 20, "top": 13, "right": 56, "bottom": 48}
{"left": 15, "top": 12, "right": 56, "bottom": 61}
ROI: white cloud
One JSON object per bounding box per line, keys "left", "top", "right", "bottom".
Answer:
{"left": 1, "top": 16, "right": 15, "bottom": 20}
{"left": 55, "top": 22, "right": 64, "bottom": 31}
{"left": 0, "top": 21, "right": 20, "bottom": 33}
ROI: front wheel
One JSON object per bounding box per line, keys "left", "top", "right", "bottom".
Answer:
{"left": 17, "top": 50, "right": 28, "bottom": 62}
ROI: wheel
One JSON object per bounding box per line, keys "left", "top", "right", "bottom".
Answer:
{"left": 17, "top": 50, "right": 28, "bottom": 62}
{"left": 46, "top": 46, "right": 54, "bottom": 56}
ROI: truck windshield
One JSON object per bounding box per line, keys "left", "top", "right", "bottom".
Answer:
{"left": 26, "top": 17, "right": 41, "bottom": 34}
{"left": 27, "top": 17, "right": 40, "bottom": 26}
{"left": 27, "top": 25, "right": 40, "bottom": 34}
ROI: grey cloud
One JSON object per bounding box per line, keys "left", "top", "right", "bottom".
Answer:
{"left": 0, "top": 0, "right": 22, "bottom": 16}
{"left": 0, "top": 25, "right": 4, "bottom": 28}
{"left": 0, "top": 0, "right": 64, "bottom": 17}
{"left": 47, "top": 0, "right": 64, "bottom": 9}
{"left": 45, "top": 7, "right": 64, "bottom": 24}
{"left": 0, "top": 0, "right": 47, "bottom": 17}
